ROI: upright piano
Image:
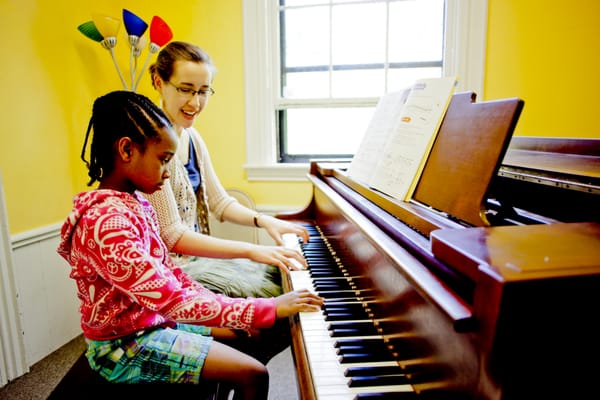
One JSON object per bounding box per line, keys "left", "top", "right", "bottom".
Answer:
{"left": 278, "top": 92, "right": 600, "bottom": 400}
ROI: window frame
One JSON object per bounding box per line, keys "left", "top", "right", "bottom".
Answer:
{"left": 242, "top": 0, "right": 489, "bottom": 182}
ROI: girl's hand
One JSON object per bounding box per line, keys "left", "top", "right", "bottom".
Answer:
{"left": 274, "top": 289, "right": 324, "bottom": 318}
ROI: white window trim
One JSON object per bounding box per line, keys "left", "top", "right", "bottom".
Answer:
{"left": 242, "top": 0, "right": 489, "bottom": 182}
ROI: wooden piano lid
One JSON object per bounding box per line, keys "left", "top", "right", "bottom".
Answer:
{"left": 412, "top": 92, "right": 524, "bottom": 227}
{"left": 430, "top": 222, "right": 600, "bottom": 282}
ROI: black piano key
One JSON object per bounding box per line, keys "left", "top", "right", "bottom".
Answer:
{"left": 314, "top": 280, "right": 349, "bottom": 287}
{"left": 337, "top": 342, "right": 392, "bottom": 359}
{"left": 321, "top": 291, "right": 356, "bottom": 298}
{"left": 308, "top": 264, "right": 336, "bottom": 269}
{"left": 314, "top": 282, "right": 351, "bottom": 290}
{"left": 336, "top": 341, "right": 388, "bottom": 351}
{"left": 344, "top": 365, "right": 405, "bottom": 377}
{"left": 326, "top": 312, "right": 368, "bottom": 321}
{"left": 313, "top": 276, "right": 349, "bottom": 282}
{"left": 302, "top": 250, "right": 330, "bottom": 255}
{"left": 329, "top": 322, "right": 378, "bottom": 337}
{"left": 329, "top": 321, "right": 377, "bottom": 331}
{"left": 324, "top": 303, "right": 365, "bottom": 312}
{"left": 302, "top": 241, "right": 326, "bottom": 247}
{"left": 302, "top": 241, "right": 326, "bottom": 245}
{"left": 319, "top": 290, "right": 358, "bottom": 299}
{"left": 331, "top": 329, "right": 372, "bottom": 337}
{"left": 348, "top": 375, "right": 409, "bottom": 387}
{"left": 337, "top": 344, "right": 390, "bottom": 355}
{"left": 339, "top": 352, "right": 395, "bottom": 363}
{"left": 334, "top": 337, "right": 385, "bottom": 347}
{"left": 303, "top": 255, "right": 333, "bottom": 260}
{"left": 311, "top": 274, "right": 342, "bottom": 280}
{"left": 324, "top": 297, "right": 359, "bottom": 303}
{"left": 311, "top": 271, "right": 343, "bottom": 278}
{"left": 305, "top": 259, "right": 333, "bottom": 265}
{"left": 316, "top": 283, "right": 353, "bottom": 290}
{"left": 316, "top": 286, "right": 353, "bottom": 293}
{"left": 309, "top": 266, "right": 341, "bottom": 272}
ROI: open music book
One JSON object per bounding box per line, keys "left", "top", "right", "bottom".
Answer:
{"left": 347, "top": 76, "right": 458, "bottom": 201}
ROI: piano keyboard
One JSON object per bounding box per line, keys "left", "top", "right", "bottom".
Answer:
{"left": 284, "top": 227, "right": 418, "bottom": 400}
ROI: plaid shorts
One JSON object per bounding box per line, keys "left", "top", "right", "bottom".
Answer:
{"left": 85, "top": 323, "right": 213, "bottom": 384}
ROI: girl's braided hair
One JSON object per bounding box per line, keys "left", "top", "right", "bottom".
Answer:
{"left": 81, "top": 90, "right": 172, "bottom": 186}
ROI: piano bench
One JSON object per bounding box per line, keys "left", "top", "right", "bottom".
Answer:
{"left": 48, "top": 351, "right": 220, "bottom": 399}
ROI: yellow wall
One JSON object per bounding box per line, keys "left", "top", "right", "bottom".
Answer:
{"left": 485, "top": 0, "right": 600, "bottom": 137}
{"left": 0, "top": 0, "right": 598, "bottom": 235}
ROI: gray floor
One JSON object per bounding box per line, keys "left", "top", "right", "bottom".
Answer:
{"left": 0, "top": 335, "right": 299, "bottom": 400}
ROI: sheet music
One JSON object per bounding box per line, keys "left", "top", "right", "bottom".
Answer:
{"left": 347, "top": 88, "right": 411, "bottom": 184}
{"left": 368, "top": 77, "right": 457, "bottom": 201}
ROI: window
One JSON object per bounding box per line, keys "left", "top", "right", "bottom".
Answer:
{"left": 243, "top": 0, "right": 488, "bottom": 181}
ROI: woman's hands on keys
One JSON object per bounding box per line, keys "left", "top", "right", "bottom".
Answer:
{"left": 258, "top": 215, "right": 310, "bottom": 245}
{"left": 275, "top": 289, "right": 324, "bottom": 318}
{"left": 281, "top": 233, "right": 306, "bottom": 271}
{"left": 246, "top": 245, "right": 307, "bottom": 272}
{"left": 248, "top": 233, "right": 307, "bottom": 273}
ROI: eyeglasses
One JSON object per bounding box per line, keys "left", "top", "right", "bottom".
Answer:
{"left": 166, "top": 81, "right": 215, "bottom": 99}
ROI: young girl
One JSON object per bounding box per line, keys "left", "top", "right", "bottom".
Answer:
{"left": 57, "top": 91, "right": 323, "bottom": 400}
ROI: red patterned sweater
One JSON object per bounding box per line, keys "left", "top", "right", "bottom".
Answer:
{"left": 57, "top": 190, "right": 276, "bottom": 341}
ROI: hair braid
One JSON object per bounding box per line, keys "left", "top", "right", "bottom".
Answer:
{"left": 80, "top": 91, "right": 172, "bottom": 186}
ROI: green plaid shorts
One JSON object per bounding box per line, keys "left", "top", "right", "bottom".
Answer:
{"left": 85, "top": 323, "right": 213, "bottom": 384}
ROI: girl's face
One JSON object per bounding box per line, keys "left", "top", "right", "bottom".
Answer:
{"left": 127, "top": 126, "right": 178, "bottom": 194}
{"left": 157, "top": 60, "right": 213, "bottom": 134}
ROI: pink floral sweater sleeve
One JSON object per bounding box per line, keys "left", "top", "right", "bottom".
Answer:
{"left": 57, "top": 190, "right": 276, "bottom": 341}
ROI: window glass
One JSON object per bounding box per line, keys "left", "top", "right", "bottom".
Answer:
{"left": 283, "top": 6, "right": 329, "bottom": 69}
{"left": 388, "top": 0, "right": 444, "bottom": 63}
{"left": 281, "top": 107, "right": 374, "bottom": 159}
{"left": 284, "top": 71, "right": 330, "bottom": 98}
{"left": 331, "top": 3, "right": 387, "bottom": 66}
{"left": 281, "top": 0, "right": 326, "bottom": 6}
{"left": 278, "top": 0, "right": 445, "bottom": 161}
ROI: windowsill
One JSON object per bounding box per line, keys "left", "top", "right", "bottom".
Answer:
{"left": 244, "top": 163, "right": 311, "bottom": 182}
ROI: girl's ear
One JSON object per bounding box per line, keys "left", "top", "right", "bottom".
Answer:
{"left": 116, "top": 137, "right": 134, "bottom": 162}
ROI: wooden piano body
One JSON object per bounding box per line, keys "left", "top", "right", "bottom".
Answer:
{"left": 278, "top": 92, "right": 600, "bottom": 399}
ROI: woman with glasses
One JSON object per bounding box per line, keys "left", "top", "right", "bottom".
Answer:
{"left": 143, "top": 41, "right": 309, "bottom": 365}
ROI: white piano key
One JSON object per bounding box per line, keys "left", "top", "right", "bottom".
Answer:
{"left": 289, "top": 245, "right": 415, "bottom": 399}
{"left": 316, "top": 382, "right": 413, "bottom": 398}
{"left": 282, "top": 232, "right": 301, "bottom": 250}
{"left": 282, "top": 233, "right": 306, "bottom": 270}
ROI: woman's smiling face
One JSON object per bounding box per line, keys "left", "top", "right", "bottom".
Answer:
{"left": 158, "top": 60, "right": 213, "bottom": 133}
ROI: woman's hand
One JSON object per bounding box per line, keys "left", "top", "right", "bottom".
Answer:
{"left": 258, "top": 215, "right": 310, "bottom": 245}
{"left": 274, "top": 289, "right": 324, "bottom": 318}
{"left": 246, "top": 244, "right": 308, "bottom": 272}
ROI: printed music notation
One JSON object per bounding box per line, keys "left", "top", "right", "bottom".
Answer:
{"left": 348, "top": 88, "right": 412, "bottom": 185}
{"left": 348, "top": 76, "right": 457, "bottom": 201}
